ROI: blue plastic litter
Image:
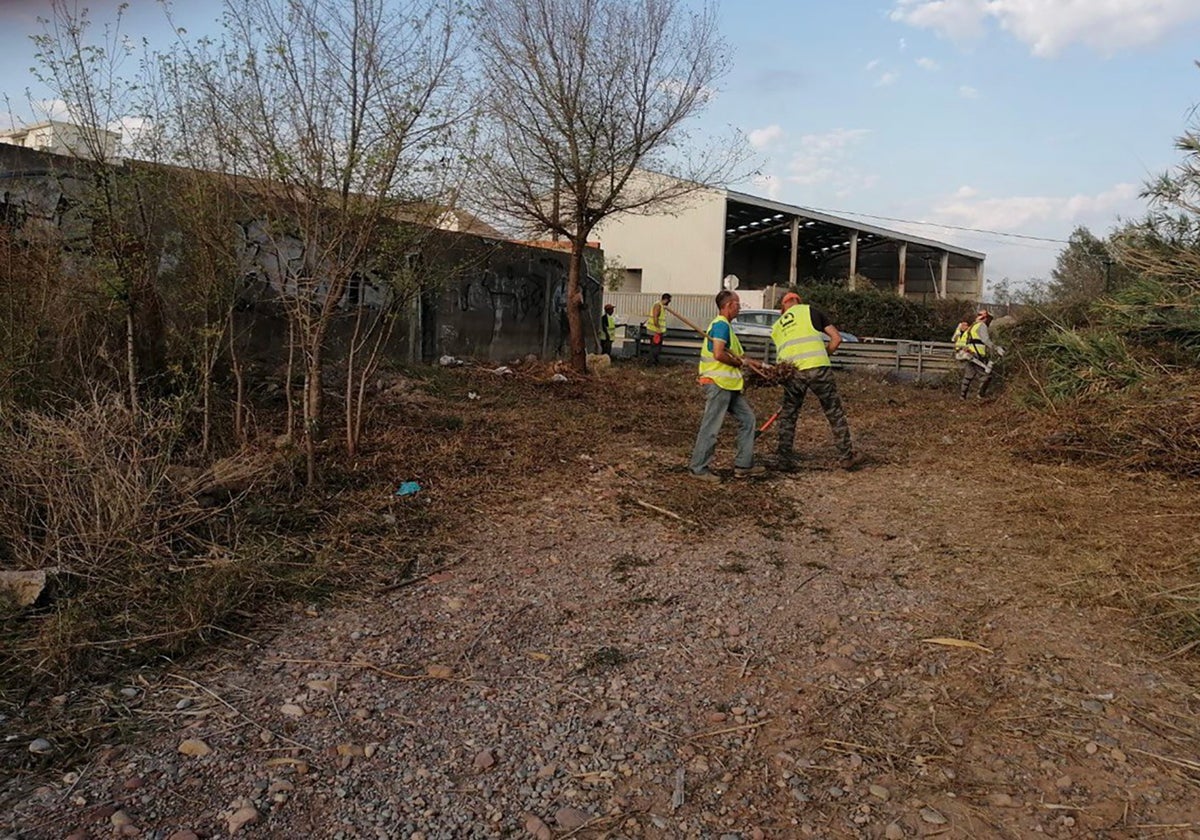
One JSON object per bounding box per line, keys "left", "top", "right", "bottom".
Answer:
{"left": 395, "top": 481, "right": 422, "bottom": 497}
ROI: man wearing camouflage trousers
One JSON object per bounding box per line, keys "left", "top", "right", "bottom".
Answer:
{"left": 770, "top": 292, "right": 859, "bottom": 471}
{"left": 956, "top": 309, "right": 1005, "bottom": 399}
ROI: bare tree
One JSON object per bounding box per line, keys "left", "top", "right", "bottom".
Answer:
{"left": 471, "top": 0, "right": 747, "bottom": 373}
{"left": 169, "top": 0, "right": 469, "bottom": 481}
{"left": 30, "top": 1, "right": 168, "bottom": 414}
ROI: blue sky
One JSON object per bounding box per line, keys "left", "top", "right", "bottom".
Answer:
{"left": 2, "top": 0, "right": 1200, "bottom": 292}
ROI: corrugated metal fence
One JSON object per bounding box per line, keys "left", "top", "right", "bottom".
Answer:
{"left": 603, "top": 291, "right": 766, "bottom": 334}
{"left": 618, "top": 327, "right": 959, "bottom": 378}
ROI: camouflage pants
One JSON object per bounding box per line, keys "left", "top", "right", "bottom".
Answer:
{"left": 960, "top": 357, "right": 992, "bottom": 398}
{"left": 776, "top": 367, "right": 853, "bottom": 461}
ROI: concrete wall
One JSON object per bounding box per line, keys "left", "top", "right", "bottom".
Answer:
{"left": 592, "top": 173, "right": 728, "bottom": 297}
{"left": 0, "top": 144, "right": 592, "bottom": 369}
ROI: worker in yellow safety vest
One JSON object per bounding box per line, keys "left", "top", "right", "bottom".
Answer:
{"left": 770, "top": 291, "right": 859, "bottom": 471}
{"left": 687, "top": 290, "right": 767, "bottom": 483}
{"left": 644, "top": 293, "right": 671, "bottom": 365}
{"left": 952, "top": 320, "right": 971, "bottom": 348}
{"left": 599, "top": 303, "right": 618, "bottom": 356}
{"left": 956, "top": 309, "right": 1005, "bottom": 399}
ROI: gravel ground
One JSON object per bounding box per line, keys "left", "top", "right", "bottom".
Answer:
{"left": 4, "top": 368, "right": 1200, "bottom": 839}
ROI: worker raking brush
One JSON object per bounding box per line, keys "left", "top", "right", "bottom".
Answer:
{"left": 768, "top": 291, "right": 861, "bottom": 471}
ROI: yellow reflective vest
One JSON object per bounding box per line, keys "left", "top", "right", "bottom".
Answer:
{"left": 771, "top": 305, "right": 830, "bottom": 370}
{"left": 646, "top": 302, "right": 667, "bottom": 334}
{"left": 601, "top": 313, "right": 617, "bottom": 341}
{"left": 698, "top": 316, "right": 744, "bottom": 391}
{"left": 963, "top": 321, "right": 989, "bottom": 358}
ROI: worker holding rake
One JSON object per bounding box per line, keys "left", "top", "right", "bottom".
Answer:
{"left": 770, "top": 291, "right": 859, "bottom": 471}
{"left": 687, "top": 290, "right": 768, "bottom": 483}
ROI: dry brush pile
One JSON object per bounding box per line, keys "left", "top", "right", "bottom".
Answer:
{"left": 0, "top": 397, "right": 307, "bottom": 695}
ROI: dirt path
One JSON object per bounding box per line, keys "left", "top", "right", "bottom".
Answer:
{"left": 6, "top": 369, "right": 1200, "bottom": 839}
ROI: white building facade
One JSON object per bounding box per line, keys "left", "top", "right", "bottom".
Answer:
{"left": 595, "top": 173, "right": 985, "bottom": 303}
{"left": 0, "top": 120, "right": 122, "bottom": 161}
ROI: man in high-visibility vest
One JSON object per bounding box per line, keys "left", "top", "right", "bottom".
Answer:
{"left": 645, "top": 293, "right": 671, "bottom": 365}
{"left": 956, "top": 309, "right": 1005, "bottom": 399}
{"left": 599, "top": 303, "right": 618, "bottom": 356}
{"left": 771, "top": 291, "right": 859, "bottom": 471}
{"left": 687, "top": 290, "right": 767, "bottom": 483}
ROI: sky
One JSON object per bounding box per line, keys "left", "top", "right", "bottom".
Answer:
{"left": 2, "top": 0, "right": 1199, "bottom": 293}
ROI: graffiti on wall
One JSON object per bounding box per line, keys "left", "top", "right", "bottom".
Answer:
{"left": 2, "top": 147, "right": 600, "bottom": 360}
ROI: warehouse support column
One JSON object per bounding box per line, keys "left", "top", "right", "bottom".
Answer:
{"left": 897, "top": 241, "right": 907, "bottom": 296}
{"left": 939, "top": 250, "right": 949, "bottom": 299}
{"left": 847, "top": 231, "right": 858, "bottom": 290}
{"left": 788, "top": 217, "right": 799, "bottom": 286}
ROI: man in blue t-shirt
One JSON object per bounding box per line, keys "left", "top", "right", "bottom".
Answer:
{"left": 687, "top": 290, "right": 767, "bottom": 482}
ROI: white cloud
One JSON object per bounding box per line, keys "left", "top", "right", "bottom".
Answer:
{"left": 890, "top": 0, "right": 1200, "bottom": 57}
{"left": 748, "top": 124, "right": 784, "bottom": 149}
{"left": 660, "top": 78, "right": 717, "bottom": 103}
{"left": 753, "top": 173, "right": 783, "bottom": 200}
{"left": 875, "top": 71, "right": 899, "bottom": 87}
{"left": 953, "top": 185, "right": 979, "bottom": 198}
{"left": 783, "top": 128, "right": 876, "bottom": 193}
{"left": 890, "top": 0, "right": 988, "bottom": 41}
{"left": 916, "top": 56, "right": 940, "bottom": 70}
{"left": 931, "top": 182, "right": 1141, "bottom": 230}
{"left": 29, "top": 98, "right": 74, "bottom": 121}
{"left": 864, "top": 58, "right": 882, "bottom": 72}
{"left": 743, "top": 129, "right": 877, "bottom": 205}
{"left": 958, "top": 84, "right": 979, "bottom": 98}
{"left": 899, "top": 37, "right": 909, "bottom": 50}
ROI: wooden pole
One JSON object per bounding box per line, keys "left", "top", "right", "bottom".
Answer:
{"left": 939, "top": 251, "right": 949, "bottom": 300}
{"left": 897, "top": 241, "right": 908, "bottom": 297}
{"left": 664, "top": 305, "right": 707, "bottom": 337}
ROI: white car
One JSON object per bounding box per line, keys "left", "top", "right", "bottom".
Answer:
{"left": 732, "top": 308, "right": 780, "bottom": 337}
{"left": 734, "top": 308, "right": 858, "bottom": 342}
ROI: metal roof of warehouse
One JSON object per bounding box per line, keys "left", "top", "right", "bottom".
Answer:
{"left": 724, "top": 190, "right": 986, "bottom": 261}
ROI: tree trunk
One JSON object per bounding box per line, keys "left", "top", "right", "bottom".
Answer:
{"left": 283, "top": 317, "right": 296, "bottom": 443}
{"left": 200, "top": 332, "right": 212, "bottom": 454}
{"left": 229, "top": 310, "right": 246, "bottom": 445}
{"left": 303, "top": 336, "right": 324, "bottom": 485}
{"left": 566, "top": 237, "right": 588, "bottom": 374}
{"left": 345, "top": 304, "right": 364, "bottom": 457}
{"left": 125, "top": 305, "right": 140, "bottom": 413}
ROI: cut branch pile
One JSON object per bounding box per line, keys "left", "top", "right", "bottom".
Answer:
{"left": 1023, "top": 371, "right": 1200, "bottom": 477}
{"left": 744, "top": 363, "right": 799, "bottom": 388}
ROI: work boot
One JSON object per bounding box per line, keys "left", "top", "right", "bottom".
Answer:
{"left": 689, "top": 470, "right": 721, "bottom": 484}
{"left": 838, "top": 452, "right": 864, "bottom": 471}
{"left": 774, "top": 454, "right": 801, "bottom": 473}
{"left": 733, "top": 465, "right": 767, "bottom": 478}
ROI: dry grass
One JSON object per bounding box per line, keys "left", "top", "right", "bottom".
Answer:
{"left": 3, "top": 356, "right": 1199, "bottom": 776}
{"left": 0, "top": 396, "right": 307, "bottom": 693}
{"left": 1014, "top": 371, "right": 1200, "bottom": 477}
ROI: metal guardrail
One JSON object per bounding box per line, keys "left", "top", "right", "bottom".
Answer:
{"left": 625, "top": 326, "right": 959, "bottom": 378}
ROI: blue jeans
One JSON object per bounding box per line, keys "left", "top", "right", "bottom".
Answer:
{"left": 689, "top": 384, "right": 756, "bottom": 474}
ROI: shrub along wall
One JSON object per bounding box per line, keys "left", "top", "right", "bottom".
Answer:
{"left": 792, "top": 286, "right": 967, "bottom": 342}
